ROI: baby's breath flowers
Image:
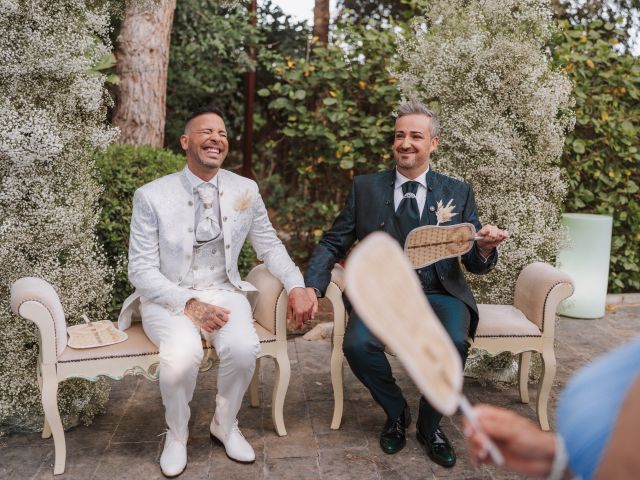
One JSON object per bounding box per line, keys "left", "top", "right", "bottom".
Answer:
{"left": 0, "top": 0, "right": 117, "bottom": 432}
{"left": 395, "top": 0, "right": 574, "bottom": 383}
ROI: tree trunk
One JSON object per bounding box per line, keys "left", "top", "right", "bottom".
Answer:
{"left": 113, "top": 0, "right": 177, "bottom": 147}
{"left": 313, "top": 0, "right": 330, "bottom": 45}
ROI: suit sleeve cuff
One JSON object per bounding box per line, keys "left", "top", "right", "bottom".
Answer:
{"left": 285, "top": 283, "right": 305, "bottom": 294}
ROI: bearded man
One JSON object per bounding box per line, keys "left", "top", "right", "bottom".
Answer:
{"left": 119, "top": 106, "right": 316, "bottom": 477}
{"left": 304, "top": 100, "right": 507, "bottom": 468}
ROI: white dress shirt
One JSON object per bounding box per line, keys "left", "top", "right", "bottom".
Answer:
{"left": 394, "top": 167, "right": 429, "bottom": 216}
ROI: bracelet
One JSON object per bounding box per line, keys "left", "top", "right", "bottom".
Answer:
{"left": 547, "top": 434, "right": 569, "bottom": 480}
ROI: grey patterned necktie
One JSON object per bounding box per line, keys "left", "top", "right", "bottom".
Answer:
{"left": 195, "top": 183, "right": 221, "bottom": 242}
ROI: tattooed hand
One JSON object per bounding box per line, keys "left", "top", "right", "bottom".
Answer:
{"left": 184, "top": 298, "right": 230, "bottom": 332}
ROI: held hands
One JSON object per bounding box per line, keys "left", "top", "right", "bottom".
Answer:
{"left": 184, "top": 298, "right": 230, "bottom": 332}
{"left": 464, "top": 404, "right": 557, "bottom": 477}
{"left": 287, "top": 287, "right": 318, "bottom": 329}
{"left": 476, "top": 224, "right": 509, "bottom": 256}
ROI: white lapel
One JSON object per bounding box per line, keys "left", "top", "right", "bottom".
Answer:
{"left": 218, "top": 170, "right": 233, "bottom": 245}
{"left": 177, "top": 168, "right": 197, "bottom": 277}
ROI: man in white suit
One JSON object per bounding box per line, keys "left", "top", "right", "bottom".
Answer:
{"left": 118, "top": 106, "right": 317, "bottom": 477}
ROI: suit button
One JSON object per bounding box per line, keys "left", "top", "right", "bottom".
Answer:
{"left": 209, "top": 266, "right": 214, "bottom": 271}
{"left": 188, "top": 227, "right": 193, "bottom": 233}
{"left": 211, "top": 249, "right": 217, "bottom": 254}
{"left": 379, "top": 222, "right": 385, "bottom": 228}
{"left": 220, "top": 191, "right": 224, "bottom": 196}
{"left": 440, "top": 276, "right": 445, "bottom": 281}
{"left": 385, "top": 200, "right": 390, "bottom": 205}
{"left": 188, "top": 200, "right": 193, "bottom": 206}
{"left": 225, "top": 244, "right": 230, "bottom": 249}
{"left": 193, "top": 266, "right": 198, "bottom": 271}
{"left": 417, "top": 269, "right": 422, "bottom": 274}
{"left": 223, "top": 216, "right": 227, "bottom": 222}
{"left": 429, "top": 206, "right": 435, "bottom": 212}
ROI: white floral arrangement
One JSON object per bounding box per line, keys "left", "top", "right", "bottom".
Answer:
{"left": 0, "top": 0, "right": 117, "bottom": 432}
{"left": 394, "top": 0, "right": 574, "bottom": 383}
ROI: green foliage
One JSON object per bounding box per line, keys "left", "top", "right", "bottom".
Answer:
{"left": 166, "top": 1, "right": 256, "bottom": 154}
{"left": 337, "top": 0, "right": 423, "bottom": 24}
{"left": 95, "top": 144, "right": 258, "bottom": 319}
{"left": 96, "top": 145, "right": 184, "bottom": 318}
{"left": 256, "top": 18, "right": 402, "bottom": 260}
{"left": 554, "top": 20, "right": 640, "bottom": 292}
{"left": 166, "top": 0, "right": 309, "bottom": 157}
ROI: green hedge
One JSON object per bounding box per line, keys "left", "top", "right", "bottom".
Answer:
{"left": 96, "top": 144, "right": 257, "bottom": 319}
{"left": 554, "top": 20, "right": 640, "bottom": 292}
{"left": 96, "top": 145, "right": 185, "bottom": 318}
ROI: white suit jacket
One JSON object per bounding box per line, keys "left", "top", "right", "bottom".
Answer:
{"left": 118, "top": 167, "right": 304, "bottom": 330}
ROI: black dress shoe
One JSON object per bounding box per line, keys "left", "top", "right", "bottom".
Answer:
{"left": 417, "top": 426, "right": 456, "bottom": 468}
{"left": 380, "top": 404, "right": 411, "bottom": 454}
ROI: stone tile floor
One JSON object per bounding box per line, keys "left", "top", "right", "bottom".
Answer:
{"left": 2, "top": 303, "right": 639, "bottom": 479}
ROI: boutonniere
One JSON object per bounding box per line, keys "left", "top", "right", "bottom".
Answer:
{"left": 234, "top": 190, "right": 252, "bottom": 212}
{"left": 436, "top": 199, "right": 458, "bottom": 226}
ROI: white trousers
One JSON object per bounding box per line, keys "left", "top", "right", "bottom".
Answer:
{"left": 140, "top": 289, "right": 260, "bottom": 442}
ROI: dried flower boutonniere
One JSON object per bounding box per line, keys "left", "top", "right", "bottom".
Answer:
{"left": 234, "top": 190, "right": 252, "bottom": 212}
{"left": 436, "top": 199, "right": 458, "bottom": 226}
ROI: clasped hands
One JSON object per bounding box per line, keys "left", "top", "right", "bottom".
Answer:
{"left": 184, "top": 287, "right": 319, "bottom": 332}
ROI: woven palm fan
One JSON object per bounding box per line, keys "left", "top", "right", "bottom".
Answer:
{"left": 405, "top": 222, "right": 482, "bottom": 269}
{"left": 67, "top": 315, "right": 128, "bottom": 349}
{"left": 345, "top": 232, "right": 503, "bottom": 465}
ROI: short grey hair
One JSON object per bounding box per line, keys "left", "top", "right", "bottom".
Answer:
{"left": 396, "top": 100, "right": 440, "bottom": 137}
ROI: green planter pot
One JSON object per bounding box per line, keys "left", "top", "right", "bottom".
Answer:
{"left": 556, "top": 213, "right": 613, "bottom": 319}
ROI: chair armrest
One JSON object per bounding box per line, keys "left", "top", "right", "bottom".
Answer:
{"left": 513, "top": 262, "right": 575, "bottom": 335}
{"left": 247, "top": 264, "right": 286, "bottom": 338}
{"left": 10, "top": 277, "right": 68, "bottom": 363}
{"left": 330, "top": 264, "right": 345, "bottom": 293}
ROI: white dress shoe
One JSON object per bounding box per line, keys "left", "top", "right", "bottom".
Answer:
{"left": 210, "top": 416, "right": 255, "bottom": 463}
{"left": 160, "top": 431, "right": 187, "bottom": 478}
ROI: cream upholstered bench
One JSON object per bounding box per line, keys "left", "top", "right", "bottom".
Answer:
{"left": 10, "top": 264, "right": 290, "bottom": 476}
{"left": 326, "top": 262, "right": 574, "bottom": 431}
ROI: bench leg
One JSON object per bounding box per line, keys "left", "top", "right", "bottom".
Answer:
{"left": 41, "top": 364, "right": 66, "bottom": 475}
{"left": 330, "top": 335, "right": 344, "bottom": 430}
{"left": 37, "top": 366, "right": 52, "bottom": 439}
{"left": 537, "top": 343, "right": 556, "bottom": 431}
{"left": 271, "top": 351, "right": 290, "bottom": 436}
{"left": 518, "top": 351, "right": 532, "bottom": 404}
{"left": 250, "top": 358, "right": 260, "bottom": 408}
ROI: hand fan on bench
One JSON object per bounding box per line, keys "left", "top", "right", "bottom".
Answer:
{"left": 345, "top": 232, "right": 503, "bottom": 465}
{"left": 67, "top": 315, "right": 128, "bottom": 349}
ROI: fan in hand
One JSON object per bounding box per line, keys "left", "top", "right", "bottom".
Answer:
{"left": 404, "top": 222, "right": 483, "bottom": 269}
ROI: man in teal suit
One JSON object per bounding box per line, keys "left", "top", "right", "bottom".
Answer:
{"left": 304, "top": 100, "right": 508, "bottom": 467}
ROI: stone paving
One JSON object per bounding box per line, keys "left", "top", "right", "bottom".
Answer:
{"left": 2, "top": 301, "right": 639, "bottom": 479}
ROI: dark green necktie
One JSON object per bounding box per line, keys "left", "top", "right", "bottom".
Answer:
{"left": 395, "top": 180, "right": 420, "bottom": 239}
